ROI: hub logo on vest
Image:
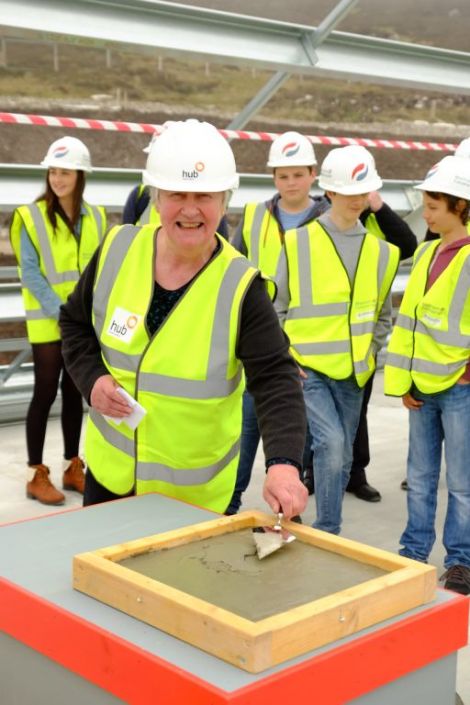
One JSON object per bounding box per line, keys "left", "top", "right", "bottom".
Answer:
{"left": 282, "top": 142, "right": 300, "bottom": 158}
{"left": 351, "top": 163, "right": 368, "bottom": 181}
{"left": 182, "top": 161, "right": 205, "bottom": 180}
{"left": 107, "top": 307, "right": 142, "bottom": 343}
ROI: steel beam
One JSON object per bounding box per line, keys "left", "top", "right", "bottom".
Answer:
{"left": 0, "top": 163, "right": 424, "bottom": 217}
{"left": 227, "top": 0, "right": 359, "bottom": 130}
{"left": 1, "top": 0, "right": 470, "bottom": 93}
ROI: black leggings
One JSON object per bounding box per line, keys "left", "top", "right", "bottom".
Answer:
{"left": 26, "top": 341, "right": 83, "bottom": 465}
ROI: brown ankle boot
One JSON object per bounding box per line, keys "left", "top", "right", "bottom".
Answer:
{"left": 62, "top": 457, "right": 85, "bottom": 494}
{"left": 26, "top": 465, "right": 65, "bottom": 505}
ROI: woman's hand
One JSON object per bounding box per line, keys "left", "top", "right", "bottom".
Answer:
{"left": 90, "top": 375, "right": 133, "bottom": 417}
{"left": 263, "top": 465, "right": 308, "bottom": 519}
{"left": 402, "top": 392, "right": 423, "bottom": 410}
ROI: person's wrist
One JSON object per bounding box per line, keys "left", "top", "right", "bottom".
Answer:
{"left": 265, "top": 458, "right": 302, "bottom": 473}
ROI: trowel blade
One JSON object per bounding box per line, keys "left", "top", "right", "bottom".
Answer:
{"left": 252, "top": 528, "right": 284, "bottom": 560}
{"left": 252, "top": 527, "right": 296, "bottom": 560}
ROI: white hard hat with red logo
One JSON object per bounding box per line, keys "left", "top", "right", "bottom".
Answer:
{"left": 455, "top": 137, "right": 470, "bottom": 160}
{"left": 267, "top": 131, "right": 317, "bottom": 168}
{"left": 318, "top": 145, "right": 382, "bottom": 195}
{"left": 415, "top": 156, "right": 470, "bottom": 200}
{"left": 41, "top": 136, "right": 92, "bottom": 172}
{"left": 143, "top": 119, "right": 239, "bottom": 192}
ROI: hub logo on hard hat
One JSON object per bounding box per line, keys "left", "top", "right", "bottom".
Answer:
{"left": 53, "top": 146, "right": 69, "bottom": 159}
{"left": 282, "top": 142, "right": 301, "bottom": 158}
{"left": 182, "top": 161, "right": 205, "bottom": 180}
{"left": 351, "top": 163, "right": 369, "bottom": 181}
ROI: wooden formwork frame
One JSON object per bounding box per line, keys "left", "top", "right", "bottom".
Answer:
{"left": 73, "top": 510, "right": 436, "bottom": 673}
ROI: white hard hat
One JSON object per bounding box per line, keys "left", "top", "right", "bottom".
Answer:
{"left": 318, "top": 145, "right": 382, "bottom": 195}
{"left": 267, "top": 131, "right": 317, "bottom": 168}
{"left": 142, "top": 122, "right": 177, "bottom": 154}
{"left": 41, "top": 136, "right": 92, "bottom": 172}
{"left": 415, "top": 156, "right": 470, "bottom": 200}
{"left": 143, "top": 119, "right": 239, "bottom": 192}
{"left": 143, "top": 132, "right": 158, "bottom": 154}
{"left": 455, "top": 137, "right": 470, "bottom": 160}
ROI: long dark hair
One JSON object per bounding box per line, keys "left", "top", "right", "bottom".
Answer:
{"left": 36, "top": 170, "right": 85, "bottom": 234}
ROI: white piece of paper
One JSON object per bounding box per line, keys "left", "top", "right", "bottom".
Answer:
{"left": 103, "top": 387, "right": 147, "bottom": 431}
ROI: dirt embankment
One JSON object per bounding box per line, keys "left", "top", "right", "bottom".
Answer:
{"left": 1, "top": 97, "right": 467, "bottom": 178}
{"left": 2, "top": 97, "right": 467, "bottom": 255}
{"left": 1, "top": 98, "right": 468, "bottom": 359}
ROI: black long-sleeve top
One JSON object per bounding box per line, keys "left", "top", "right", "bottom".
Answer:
{"left": 359, "top": 203, "right": 417, "bottom": 260}
{"left": 59, "top": 242, "right": 306, "bottom": 468}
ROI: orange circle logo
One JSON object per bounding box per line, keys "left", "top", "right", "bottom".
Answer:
{"left": 195, "top": 161, "right": 205, "bottom": 172}
{"left": 127, "top": 315, "right": 138, "bottom": 329}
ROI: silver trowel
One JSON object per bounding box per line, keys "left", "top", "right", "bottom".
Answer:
{"left": 252, "top": 513, "right": 296, "bottom": 559}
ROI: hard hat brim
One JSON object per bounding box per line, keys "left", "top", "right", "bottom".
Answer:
{"left": 415, "top": 179, "right": 470, "bottom": 200}
{"left": 319, "top": 175, "right": 383, "bottom": 195}
{"left": 142, "top": 171, "right": 239, "bottom": 191}
{"left": 267, "top": 158, "right": 317, "bottom": 168}
{"left": 41, "top": 158, "right": 92, "bottom": 173}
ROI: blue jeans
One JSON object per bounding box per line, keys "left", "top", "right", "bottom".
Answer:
{"left": 303, "top": 369, "right": 364, "bottom": 534}
{"left": 399, "top": 384, "right": 470, "bottom": 569}
{"left": 225, "top": 391, "right": 260, "bottom": 514}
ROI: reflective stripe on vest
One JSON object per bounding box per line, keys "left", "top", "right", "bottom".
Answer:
{"left": 27, "top": 204, "right": 79, "bottom": 285}
{"left": 242, "top": 202, "right": 284, "bottom": 279}
{"left": 86, "top": 226, "right": 257, "bottom": 511}
{"left": 284, "top": 222, "right": 399, "bottom": 386}
{"left": 385, "top": 239, "right": 470, "bottom": 395}
{"left": 89, "top": 406, "right": 241, "bottom": 486}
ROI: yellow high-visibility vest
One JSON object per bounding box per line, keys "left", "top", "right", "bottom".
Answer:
{"left": 85, "top": 224, "right": 259, "bottom": 512}
{"left": 385, "top": 237, "right": 470, "bottom": 396}
{"left": 10, "top": 200, "right": 106, "bottom": 343}
{"left": 283, "top": 221, "right": 399, "bottom": 387}
{"left": 241, "top": 201, "right": 284, "bottom": 277}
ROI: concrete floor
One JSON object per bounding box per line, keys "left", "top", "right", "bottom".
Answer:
{"left": 0, "top": 371, "right": 468, "bottom": 703}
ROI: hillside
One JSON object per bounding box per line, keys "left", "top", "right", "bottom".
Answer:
{"left": 0, "top": 2, "right": 469, "bottom": 194}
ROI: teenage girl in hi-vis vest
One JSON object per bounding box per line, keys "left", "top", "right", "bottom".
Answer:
{"left": 10, "top": 136, "right": 106, "bottom": 506}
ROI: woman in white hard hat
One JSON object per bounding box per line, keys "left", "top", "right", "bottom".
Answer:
{"left": 10, "top": 136, "right": 107, "bottom": 506}
{"left": 275, "top": 145, "right": 400, "bottom": 535}
{"left": 122, "top": 127, "right": 230, "bottom": 237}
{"left": 385, "top": 155, "right": 470, "bottom": 596}
{"left": 60, "top": 119, "right": 308, "bottom": 519}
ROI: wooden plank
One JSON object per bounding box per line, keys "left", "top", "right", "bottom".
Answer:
{"left": 73, "top": 510, "right": 437, "bottom": 673}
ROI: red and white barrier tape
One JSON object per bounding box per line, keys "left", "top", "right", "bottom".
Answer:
{"left": 0, "top": 111, "right": 458, "bottom": 152}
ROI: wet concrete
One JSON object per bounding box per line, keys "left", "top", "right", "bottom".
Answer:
{"left": 119, "top": 528, "right": 386, "bottom": 621}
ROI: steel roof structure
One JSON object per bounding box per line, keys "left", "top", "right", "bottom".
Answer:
{"left": 1, "top": 0, "right": 470, "bottom": 96}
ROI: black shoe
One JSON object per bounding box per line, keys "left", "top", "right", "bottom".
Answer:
{"left": 400, "top": 479, "right": 408, "bottom": 491}
{"left": 441, "top": 565, "right": 470, "bottom": 596}
{"left": 347, "top": 482, "right": 382, "bottom": 502}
